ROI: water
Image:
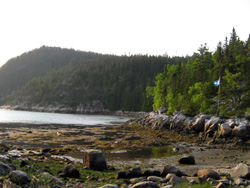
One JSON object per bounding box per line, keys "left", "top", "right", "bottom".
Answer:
{"left": 0, "top": 109, "right": 130, "bottom": 126}
{"left": 68, "top": 146, "right": 177, "bottom": 161}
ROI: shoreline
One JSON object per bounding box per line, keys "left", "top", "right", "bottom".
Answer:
{"left": 0, "top": 116, "right": 250, "bottom": 187}
{"left": 0, "top": 105, "right": 145, "bottom": 117}
{"left": 1, "top": 116, "right": 250, "bottom": 187}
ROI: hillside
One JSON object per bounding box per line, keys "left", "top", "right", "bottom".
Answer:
{"left": 0, "top": 46, "right": 99, "bottom": 104}
{"left": 1, "top": 47, "right": 185, "bottom": 112}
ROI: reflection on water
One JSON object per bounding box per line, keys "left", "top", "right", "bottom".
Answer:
{"left": 69, "top": 146, "right": 177, "bottom": 161}
{"left": 0, "top": 109, "right": 130, "bottom": 126}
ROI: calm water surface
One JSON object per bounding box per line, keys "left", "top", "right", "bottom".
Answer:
{"left": 0, "top": 109, "right": 131, "bottom": 126}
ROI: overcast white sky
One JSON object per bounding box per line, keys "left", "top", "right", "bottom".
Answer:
{"left": 0, "top": 0, "right": 250, "bottom": 67}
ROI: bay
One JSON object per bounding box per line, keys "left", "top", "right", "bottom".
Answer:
{"left": 0, "top": 109, "right": 130, "bottom": 126}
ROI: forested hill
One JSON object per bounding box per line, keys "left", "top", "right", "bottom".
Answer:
{"left": 1, "top": 46, "right": 186, "bottom": 112}
{"left": 147, "top": 28, "right": 250, "bottom": 117}
{"left": 0, "top": 46, "right": 99, "bottom": 104}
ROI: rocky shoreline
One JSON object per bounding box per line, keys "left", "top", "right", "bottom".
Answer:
{"left": 0, "top": 103, "right": 145, "bottom": 116}
{"left": 129, "top": 111, "right": 250, "bottom": 144}
{"left": 0, "top": 111, "right": 250, "bottom": 187}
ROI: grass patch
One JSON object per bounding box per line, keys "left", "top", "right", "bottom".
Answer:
{"left": 4, "top": 159, "right": 122, "bottom": 188}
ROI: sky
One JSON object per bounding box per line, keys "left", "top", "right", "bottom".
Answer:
{"left": 0, "top": 0, "right": 250, "bottom": 67}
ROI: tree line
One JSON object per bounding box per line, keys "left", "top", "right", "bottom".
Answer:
{"left": 2, "top": 28, "right": 249, "bottom": 116}
{"left": 147, "top": 28, "right": 250, "bottom": 117}
{"left": 5, "top": 49, "right": 187, "bottom": 111}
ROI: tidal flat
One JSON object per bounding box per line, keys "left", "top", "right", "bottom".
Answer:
{"left": 1, "top": 122, "right": 250, "bottom": 187}
{"left": 0, "top": 122, "right": 249, "bottom": 172}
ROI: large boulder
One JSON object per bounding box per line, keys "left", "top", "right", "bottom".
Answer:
{"left": 232, "top": 125, "right": 248, "bottom": 139}
{"left": 230, "top": 163, "right": 250, "bottom": 179}
{"left": 197, "top": 169, "right": 220, "bottom": 180}
{"left": 62, "top": 164, "right": 80, "bottom": 178}
{"left": 9, "top": 170, "right": 31, "bottom": 185}
{"left": 0, "top": 162, "right": 11, "bottom": 176}
{"left": 161, "top": 165, "right": 186, "bottom": 177}
{"left": 178, "top": 155, "right": 195, "bottom": 165}
{"left": 218, "top": 122, "right": 232, "bottom": 137}
{"left": 143, "top": 169, "right": 161, "bottom": 177}
{"left": 83, "top": 149, "right": 107, "bottom": 171}
{"left": 192, "top": 114, "right": 210, "bottom": 132}
{"left": 125, "top": 167, "right": 142, "bottom": 178}
{"left": 115, "top": 171, "right": 127, "bottom": 179}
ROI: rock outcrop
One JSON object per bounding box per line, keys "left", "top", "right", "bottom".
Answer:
{"left": 83, "top": 149, "right": 107, "bottom": 171}
{"left": 128, "top": 111, "right": 250, "bottom": 141}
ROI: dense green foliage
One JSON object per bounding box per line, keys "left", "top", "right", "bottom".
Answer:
{"left": 2, "top": 28, "right": 249, "bottom": 115}
{"left": 0, "top": 46, "right": 98, "bottom": 104}
{"left": 148, "top": 28, "right": 250, "bottom": 116}
{"left": 2, "top": 47, "right": 187, "bottom": 111}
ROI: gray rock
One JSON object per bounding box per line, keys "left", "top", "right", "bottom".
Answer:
{"left": 230, "top": 163, "right": 250, "bottom": 179}
{"left": 192, "top": 114, "right": 210, "bottom": 132}
{"left": 130, "top": 177, "right": 146, "bottom": 184}
{"left": 232, "top": 125, "right": 248, "bottom": 138}
{"left": 126, "top": 167, "right": 142, "bottom": 178}
{"left": 161, "top": 165, "right": 185, "bottom": 177}
{"left": 115, "top": 171, "right": 127, "bottom": 179}
{"left": 146, "top": 176, "right": 163, "bottom": 182}
{"left": 0, "top": 162, "right": 11, "bottom": 176}
{"left": 197, "top": 169, "right": 220, "bottom": 180}
{"left": 228, "top": 119, "right": 238, "bottom": 128}
{"left": 131, "top": 181, "right": 160, "bottom": 188}
{"left": 62, "top": 164, "right": 80, "bottom": 178}
{"left": 143, "top": 169, "right": 161, "bottom": 177}
{"left": 158, "top": 107, "right": 167, "bottom": 114}
{"left": 219, "top": 122, "right": 232, "bottom": 137}
{"left": 83, "top": 149, "right": 107, "bottom": 171}
{"left": 178, "top": 155, "right": 195, "bottom": 164}
{"left": 170, "top": 112, "right": 192, "bottom": 131}
{"left": 100, "top": 184, "right": 119, "bottom": 188}
{"left": 9, "top": 170, "right": 31, "bottom": 185}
